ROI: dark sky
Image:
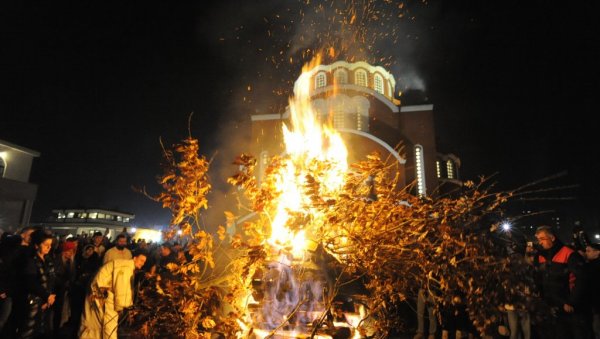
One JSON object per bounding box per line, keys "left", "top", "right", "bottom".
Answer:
{"left": 1, "top": 1, "right": 598, "bottom": 232}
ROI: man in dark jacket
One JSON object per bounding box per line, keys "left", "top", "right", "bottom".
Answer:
{"left": 584, "top": 243, "right": 600, "bottom": 339}
{"left": 155, "top": 242, "right": 179, "bottom": 281}
{"left": 534, "top": 225, "right": 590, "bottom": 339}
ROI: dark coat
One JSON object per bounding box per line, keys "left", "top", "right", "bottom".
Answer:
{"left": 534, "top": 240, "right": 587, "bottom": 309}
{"left": 19, "top": 253, "right": 56, "bottom": 338}
{"left": 586, "top": 257, "right": 600, "bottom": 312}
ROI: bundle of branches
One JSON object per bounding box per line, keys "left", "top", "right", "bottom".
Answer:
{"left": 228, "top": 151, "right": 543, "bottom": 337}
{"left": 311, "top": 153, "right": 544, "bottom": 336}
{"left": 131, "top": 134, "right": 549, "bottom": 338}
{"left": 130, "top": 137, "right": 264, "bottom": 338}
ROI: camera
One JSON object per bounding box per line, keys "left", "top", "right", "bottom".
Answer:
{"left": 572, "top": 225, "right": 591, "bottom": 251}
{"left": 525, "top": 241, "right": 538, "bottom": 257}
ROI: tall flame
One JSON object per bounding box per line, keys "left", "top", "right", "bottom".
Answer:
{"left": 269, "top": 55, "right": 348, "bottom": 256}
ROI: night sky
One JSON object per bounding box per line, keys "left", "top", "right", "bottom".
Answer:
{"left": 1, "top": 1, "right": 598, "bottom": 234}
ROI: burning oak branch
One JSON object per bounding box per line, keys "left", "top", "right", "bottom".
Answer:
{"left": 230, "top": 150, "right": 543, "bottom": 338}
{"left": 129, "top": 137, "right": 265, "bottom": 338}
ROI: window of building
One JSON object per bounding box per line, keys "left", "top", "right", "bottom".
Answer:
{"left": 123, "top": 217, "right": 130, "bottom": 223}
{"left": 97, "top": 213, "right": 105, "bottom": 219}
{"left": 415, "top": 145, "right": 426, "bottom": 197}
{"left": 77, "top": 212, "right": 87, "bottom": 219}
{"left": 88, "top": 212, "right": 98, "bottom": 219}
{"left": 67, "top": 212, "right": 75, "bottom": 218}
{"left": 436, "top": 160, "right": 442, "bottom": 178}
{"left": 374, "top": 74, "right": 384, "bottom": 94}
{"left": 57, "top": 212, "right": 66, "bottom": 219}
{"left": 446, "top": 159, "right": 454, "bottom": 179}
{"left": 333, "top": 110, "right": 345, "bottom": 129}
{"left": 315, "top": 72, "right": 327, "bottom": 89}
{"left": 355, "top": 70, "right": 367, "bottom": 87}
{"left": 333, "top": 69, "right": 348, "bottom": 85}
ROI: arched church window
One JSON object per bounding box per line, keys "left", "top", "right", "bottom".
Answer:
{"left": 315, "top": 72, "right": 327, "bottom": 89}
{"left": 374, "top": 74, "right": 384, "bottom": 94}
{"left": 334, "top": 69, "right": 348, "bottom": 84}
{"left": 355, "top": 70, "right": 367, "bottom": 87}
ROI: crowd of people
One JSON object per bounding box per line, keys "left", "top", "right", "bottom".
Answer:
{"left": 1, "top": 223, "right": 599, "bottom": 339}
{"left": 413, "top": 225, "right": 600, "bottom": 339}
{"left": 0, "top": 226, "right": 184, "bottom": 339}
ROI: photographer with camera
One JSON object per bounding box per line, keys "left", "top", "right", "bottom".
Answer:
{"left": 532, "top": 225, "right": 590, "bottom": 339}
{"left": 582, "top": 241, "right": 600, "bottom": 339}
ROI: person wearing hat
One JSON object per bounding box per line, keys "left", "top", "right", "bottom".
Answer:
{"left": 52, "top": 239, "right": 78, "bottom": 335}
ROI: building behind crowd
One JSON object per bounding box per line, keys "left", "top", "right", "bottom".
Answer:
{"left": 0, "top": 138, "right": 40, "bottom": 231}
{"left": 41, "top": 208, "right": 161, "bottom": 242}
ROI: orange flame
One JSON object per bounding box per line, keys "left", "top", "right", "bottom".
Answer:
{"left": 269, "top": 55, "right": 348, "bottom": 257}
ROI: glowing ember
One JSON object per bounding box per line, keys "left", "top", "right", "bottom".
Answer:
{"left": 253, "top": 329, "right": 333, "bottom": 339}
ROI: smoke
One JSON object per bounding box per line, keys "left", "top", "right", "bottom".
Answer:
{"left": 191, "top": 0, "right": 438, "bottom": 228}
{"left": 396, "top": 66, "right": 426, "bottom": 92}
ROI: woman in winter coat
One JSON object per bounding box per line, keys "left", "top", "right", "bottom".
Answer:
{"left": 17, "top": 230, "right": 57, "bottom": 339}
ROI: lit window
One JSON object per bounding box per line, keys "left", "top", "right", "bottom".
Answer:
{"left": 334, "top": 69, "right": 348, "bottom": 84}
{"left": 67, "top": 212, "right": 75, "bottom": 218}
{"left": 77, "top": 212, "right": 87, "bottom": 219}
{"left": 415, "top": 145, "right": 426, "bottom": 197}
{"left": 117, "top": 216, "right": 122, "bottom": 222}
{"left": 98, "top": 213, "right": 105, "bottom": 219}
{"left": 333, "top": 110, "right": 345, "bottom": 129}
{"left": 123, "top": 217, "right": 130, "bottom": 223}
{"left": 355, "top": 70, "right": 367, "bottom": 87}
{"left": 315, "top": 72, "right": 327, "bottom": 89}
{"left": 446, "top": 159, "right": 454, "bottom": 179}
{"left": 436, "top": 160, "right": 441, "bottom": 178}
{"left": 57, "top": 212, "right": 66, "bottom": 219}
{"left": 374, "top": 74, "right": 384, "bottom": 94}
{"left": 88, "top": 212, "right": 97, "bottom": 219}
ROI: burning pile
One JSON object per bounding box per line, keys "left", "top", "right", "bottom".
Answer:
{"left": 244, "top": 55, "right": 363, "bottom": 338}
